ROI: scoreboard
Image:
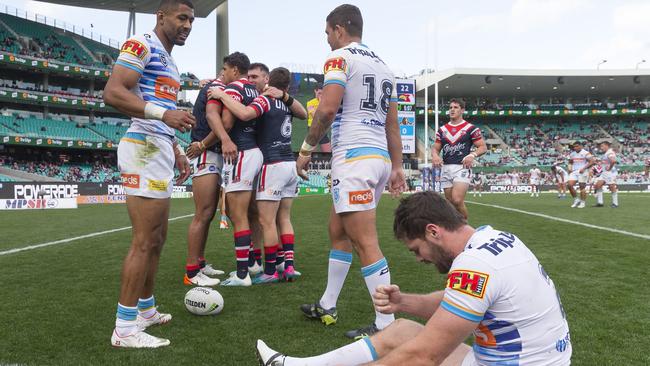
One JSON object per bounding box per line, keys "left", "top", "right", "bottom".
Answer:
{"left": 396, "top": 79, "right": 416, "bottom": 154}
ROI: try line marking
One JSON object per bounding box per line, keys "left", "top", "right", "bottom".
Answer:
{"left": 466, "top": 201, "right": 650, "bottom": 240}
{"left": 0, "top": 213, "right": 194, "bottom": 257}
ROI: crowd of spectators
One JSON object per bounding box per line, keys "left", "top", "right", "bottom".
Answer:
{"left": 0, "top": 79, "right": 103, "bottom": 100}
{"left": 1, "top": 153, "right": 119, "bottom": 183}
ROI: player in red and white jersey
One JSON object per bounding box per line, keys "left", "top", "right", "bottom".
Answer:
{"left": 258, "top": 192, "right": 572, "bottom": 366}
{"left": 295, "top": 4, "right": 407, "bottom": 339}
{"left": 593, "top": 141, "right": 619, "bottom": 208}
{"left": 103, "top": 0, "right": 195, "bottom": 348}
{"left": 567, "top": 141, "right": 594, "bottom": 208}
{"left": 551, "top": 164, "right": 568, "bottom": 199}
{"left": 432, "top": 99, "right": 487, "bottom": 218}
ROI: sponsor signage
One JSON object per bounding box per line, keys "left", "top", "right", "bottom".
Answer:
{"left": 0, "top": 182, "right": 193, "bottom": 199}
{"left": 0, "top": 134, "right": 115, "bottom": 150}
{"left": 0, "top": 198, "right": 77, "bottom": 210}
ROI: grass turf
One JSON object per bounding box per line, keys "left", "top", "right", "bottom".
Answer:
{"left": 0, "top": 192, "right": 648, "bottom": 365}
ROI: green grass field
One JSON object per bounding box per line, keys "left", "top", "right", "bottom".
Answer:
{"left": 1, "top": 192, "right": 649, "bottom": 365}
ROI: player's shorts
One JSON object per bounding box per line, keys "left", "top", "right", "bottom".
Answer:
{"left": 331, "top": 147, "right": 390, "bottom": 214}
{"left": 256, "top": 161, "right": 298, "bottom": 201}
{"left": 223, "top": 147, "right": 263, "bottom": 193}
{"left": 530, "top": 178, "right": 540, "bottom": 185}
{"left": 190, "top": 150, "right": 223, "bottom": 178}
{"left": 441, "top": 164, "right": 471, "bottom": 189}
{"left": 461, "top": 350, "right": 477, "bottom": 366}
{"left": 568, "top": 170, "right": 589, "bottom": 184}
{"left": 597, "top": 170, "right": 617, "bottom": 185}
{"left": 117, "top": 132, "right": 174, "bottom": 199}
{"left": 556, "top": 173, "right": 568, "bottom": 183}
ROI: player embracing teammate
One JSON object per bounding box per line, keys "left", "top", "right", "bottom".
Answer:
{"left": 211, "top": 67, "right": 307, "bottom": 283}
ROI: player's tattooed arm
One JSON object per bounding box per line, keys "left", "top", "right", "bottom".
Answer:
{"left": 304, "top": 84, "right": 344, "bottom": 146}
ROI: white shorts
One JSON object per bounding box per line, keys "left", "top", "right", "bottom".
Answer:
{"left": 117, "top": 132, "right": 174, "bottom": 199}
{"left": 568, "top": 171, "right": 589, "bottom": 184}
{"left": 461, "top": 350, "right": 477, "bottom": 366}
{"left": 256, "top": 161, "right": 298, "bottom": 201}
{"left": 530, "top": 178, "right": 540, "bottom": 185}
{"left": 441, "top": 164, "right": 471, "bottom": 189}
{"left": 331, "top": 147, "right": 391, "bottom": 214}
{"left": 190, "top": 150, "right": 224, "bottom": 178}
{"left": 223, "top": 147, "right": 263, "bottom": 193}
{"left": 597, "top": 171, "right": 617, "bottom": 185}
{"left": 556, "top": 173, "right": 568, "bottom": 183}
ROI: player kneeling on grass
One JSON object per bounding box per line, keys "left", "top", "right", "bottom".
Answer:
{"left": 257, "top": 191, "right": 572, "bottom": 366}
{"left": 212, "top": 67, "right": 308, "bottom": 283}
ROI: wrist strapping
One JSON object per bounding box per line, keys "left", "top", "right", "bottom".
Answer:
{"left": 144, "top": 102, "right": 166, "bottom": 121}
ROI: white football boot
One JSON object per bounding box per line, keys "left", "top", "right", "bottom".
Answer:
{"left": 184, "top": 272, "right": 221, "bottom": 286}
{"left": 248, "top": 262, "right": 263, "bottom": 277}
{"left": 137, "top": 310, "right": 172, "bottom": 330}
{"left": 220, "top": 272, "right": 252, "bottom": 287}
{"left": 111, "top": 329, "right": 170, "bottom": 348}
{"left": 256, "top": 340, "right": 286, "bottom": 366}
{"left": 201, "top": 263, "right": 225, "bottom": 276}
{"left": 577, "top": 201, "right": 585, "bottom": 208}
{"left": 571, "top": 198, "right": 580, "bottom": 208}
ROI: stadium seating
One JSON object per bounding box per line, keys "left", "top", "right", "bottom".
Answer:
{"left": 9, "top": 117, "right": 105, "bottom": 141}
{"left": 298, "top": 172, "right": 328, "bottom": 188}
{"left": 0, "top": 13, "right": 102, "bottom": 67}
{"left": 0, "top": 173, "right": 17, "bottom": 182}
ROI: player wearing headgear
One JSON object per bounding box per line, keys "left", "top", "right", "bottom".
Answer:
{"left": 104, "top": 0, "right": 195, "bottom": 348}
{"left": 295, "top": 4, "right": 407, "bottom": 339}
{"left": 566, "top": 141, "right": 593, "bottom": 208}
{"left": 431, "top": 99, "right": 487, "bottom": 218}
{"left": 593, "top": 141, "right": 619, "bottom": 208}
{"left": 213, "top": 67, "right": 307, "bottom": 284}
{"left": 257, "top": 192, "right": 572, "bottom": 366}
{"left": 551, "top": 164, "right": 568, "bottom": 199}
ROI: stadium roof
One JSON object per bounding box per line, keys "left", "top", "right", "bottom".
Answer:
{"left": 32, "top": 0, "right": 225, "bottom": 18}
{"left": 414, "top": 68, "right": 650, "bottom": 103}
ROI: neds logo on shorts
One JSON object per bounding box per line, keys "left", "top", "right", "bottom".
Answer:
{"left": 121, "top": 174, "right": 140, "bottom": 188}
{"left": 447, "top": 270, "right": 489, "bottom": 299}
{"left": 349, "top": 189, "right": 373, "bottom": 205}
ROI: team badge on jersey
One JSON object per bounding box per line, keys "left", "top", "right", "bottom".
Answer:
{"left": 160, "top": 53, "right": 168, "bottom": 67}
{"left": 120, "top": 39, "right": 147, "bottom": 59}
{"left": 447, "top": 270, "right": 489, "bottom": 299}
{"left": 323, "top": 57, "right": 347, "bottom": 74}
{"left": 281, "top": 116, "right": 292, "bottom": 138}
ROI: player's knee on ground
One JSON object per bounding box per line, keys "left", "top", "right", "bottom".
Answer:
{"left": 371, "top": 318, "right": 424, "bottom": 356}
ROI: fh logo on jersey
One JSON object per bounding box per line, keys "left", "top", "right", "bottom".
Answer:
{"left": 349, "top": 189, "right": 373, "bottom": 205}
{"left": 120, "top": 40, "right": 147, "bottom": 59}
{"left": 323, "top": 57, "right": 347, "bottom": 74}
{"left": 155, "top": 76, "right": 180, "bottom": 102}
{"left": 447, "top": 270, "right": 489, "bottom": 299}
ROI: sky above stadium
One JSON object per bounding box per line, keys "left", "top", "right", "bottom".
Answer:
{"left": 7, "top": 0, "right": 650, "bottom": 79}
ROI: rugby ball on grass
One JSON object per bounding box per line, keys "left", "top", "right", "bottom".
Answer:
{"left": 184, "top": 287, "right": 224, "bottom": 315}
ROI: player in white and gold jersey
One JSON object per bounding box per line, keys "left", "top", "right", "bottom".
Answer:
{"left": 295, "top": 4, "right": 406, "bottom": 339}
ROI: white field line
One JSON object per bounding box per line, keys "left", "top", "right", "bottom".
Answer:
{"left": 0, "top": 213, "right": 194, "bottom": 257}
{"left": 466, "top": 201, "right": 650, "bottom": 240}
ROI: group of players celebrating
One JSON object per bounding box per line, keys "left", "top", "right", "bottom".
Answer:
{"left": 104, "top": 1, "right": 573, "bottom": 364}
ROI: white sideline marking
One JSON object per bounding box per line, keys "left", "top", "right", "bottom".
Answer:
{"left": 0, "top": 213, "right": 194, "bottom": 257}
{"left": 466, "top": 201, "right": 650, "bottom": 240}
